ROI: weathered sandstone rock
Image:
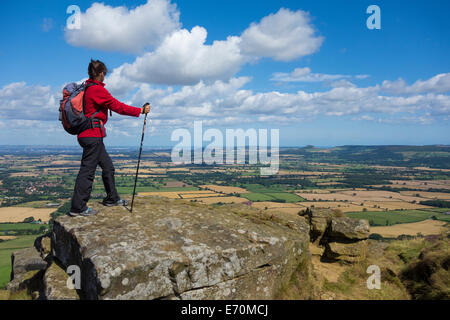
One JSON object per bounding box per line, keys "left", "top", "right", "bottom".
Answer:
{"left": 44, "top": 262, "right": 79, "bottom": 300}
{"left": 6, "top": 247, "right": 47, "bottom": 295}
{"left": 51, "top": 197, "right": 311, "bottom": 300}
{"left": 300, "top": 208, "right": 344, "bottom": 242}
{"left": 300, "top": 208, "right": 370, "bottom": 264}
{"left": 9, "top": 247, "right": 47, "bottom": 280}
{"left": 324, "top": 240, "right": 368, "bottom": 263}
{"left": 328, "top": 217, "right": 370, "bottom": 241}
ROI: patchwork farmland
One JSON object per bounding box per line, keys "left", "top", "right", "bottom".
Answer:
{"left": 0, "top": 145, "right": 449, "bottom": 289}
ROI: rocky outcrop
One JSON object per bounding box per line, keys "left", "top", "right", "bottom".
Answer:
{"left": 300, "top": 208, "right": 370, "bottom": 263}
{"left": 324, "top": 240, "right": 368, "bottom": 263}
{"left": 300, "top": 208, "right": 332, "bottom": 242}
{"left": 45, "top": 196, "right": 311, "bottom": 300}
{"left": 4, "top": 200, "right": 375, "bottom": 299}
{"left": 328, "top": 218, "right": 370, "bottom": 241}
{"left": 9, "top": 247, "right": 48, "bottom": 281}
{"left": 323, "top": 217, "right": 369, "bottom": 263}
{"left": 6, "top": 247, "right": 48, "bottom": 298}
{"left": 300, "top": 208, "right": 350, "bottom": 243}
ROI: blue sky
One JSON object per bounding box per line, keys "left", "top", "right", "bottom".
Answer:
{"left": 0, "top": 0, "right": 449, "bottom": 147}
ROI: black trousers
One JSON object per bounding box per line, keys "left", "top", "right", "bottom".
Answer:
{"left": 70, "top": 137, "right": 120, "bottom": 213}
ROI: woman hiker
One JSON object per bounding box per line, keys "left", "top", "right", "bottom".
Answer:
{"left": 69, "top": 59, "right": 151, "bottom": 217}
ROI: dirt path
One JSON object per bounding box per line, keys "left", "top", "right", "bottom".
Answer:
{"left": 309, "top": 243, "right": 347, "bottom": 283}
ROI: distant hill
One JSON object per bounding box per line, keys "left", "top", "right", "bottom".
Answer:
{"left": 283, "top": 145, "right": 450, "bottom": 169}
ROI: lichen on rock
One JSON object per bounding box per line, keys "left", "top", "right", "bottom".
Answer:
{"left": 50, "top": 196, "right": 311, "bottom": 300}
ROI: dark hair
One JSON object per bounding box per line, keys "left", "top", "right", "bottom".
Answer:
{"left": 88, "top": 59, "right": 108, "bottom": 79}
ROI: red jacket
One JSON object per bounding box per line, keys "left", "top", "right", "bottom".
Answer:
{"left": 78, "top": 79, "right": 142, "bottom": 138}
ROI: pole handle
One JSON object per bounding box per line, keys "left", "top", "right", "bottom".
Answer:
{"left": 141, "top": 102, "right": 150, "bottom": 114}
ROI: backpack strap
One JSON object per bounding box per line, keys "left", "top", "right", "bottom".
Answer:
{"left": 91, "top": 110, "right": 102, "bottom": 127}
{"left": 83, "top": 82, "right": 112, "bottom": 118}
{"left": 83, "top": 82, "right": 106, "bottom": 135}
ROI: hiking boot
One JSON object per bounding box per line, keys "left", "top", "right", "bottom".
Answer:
{"left": 68, "top": 207, "right": 98, "bottom": 217}
{"left": 102, "top": 199, "right": 129, "bottom": 207}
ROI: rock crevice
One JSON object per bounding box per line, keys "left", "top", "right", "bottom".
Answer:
{"left": 300, "top": 208, "right": 370, "bottom": 263}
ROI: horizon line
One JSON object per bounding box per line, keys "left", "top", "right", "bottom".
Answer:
{"left": 0, "top": 144, "right": 449, "bottom": 149}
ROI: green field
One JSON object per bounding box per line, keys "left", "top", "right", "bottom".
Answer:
{"left": 267, "top": 192, "right": 305, "bottom": 202}
{"left": 238, "top": 183, "right": 306, "bottom": 203}
{"left": 243, "top": 184, "right": 292, "bottom": 193}
{"left": 346, "top": 209, "right": 450, "bottom": 226}
{"left": 241, "top": 192, "right": 305, "bottom": 203}
{"left": 0, "top": 235, "right": 41, "bottom": 288}
{"left": 241, "top": 193, "right": 275, "bottom": 202}
{"left": 0, "top": 223, "right": 45, "bottom": 233}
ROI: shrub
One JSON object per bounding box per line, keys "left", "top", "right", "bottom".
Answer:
{"left": 419, "top": 200, "right": 450, "bottom": 208}
{"left": 23, "top": 217, "right": 35, "bottom": 223}
{"left": 400, "top": 238, "right": 450, "bottom": 299}
{"left": 369, "top": 233, "right": 383, "bottom": 240}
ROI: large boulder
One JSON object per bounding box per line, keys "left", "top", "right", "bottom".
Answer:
{"left": 323, "top": 217, "right": 369, "bottom": 263}
{"left": 309, "top": 210, "right": 332, "bottom": 241}
{"left": 300, "top": 208, "right": 370, "bottom": 264}
{"left": 324, "top": 240, "right": 368, "bottom": 263}
{"left": 7, "top": 247, "right": 48, "bottom": 295}
{"left": 328, "top": 217, "right": 370, "bottom": 241}
{"left": 300, "top": 208, "right": 345, "bottom": 242}
{"left": 9, "top": 247, "right": 47, "bottom": 280}
{"left": 51, "top": 197, "right": 311, "bottom": 300}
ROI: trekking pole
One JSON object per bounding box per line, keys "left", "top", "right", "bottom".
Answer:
{"left": 130, "top": 103, "right": 150, "bottom": 213}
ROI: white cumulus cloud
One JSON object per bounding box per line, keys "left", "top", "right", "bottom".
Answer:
{"left": 119, "top": 27, "right": 246, "bottom": 85}
{"left": 0, "top": 82, "right": 57, "bottom": 121}
{"left": 66, "top": 4, "right": 325, "bottom": 85}
{"left": 382, "top": 73, "right": 450, "bottom": 94}
{"left": 122, "top": 74, "right": 450, "bottom": 128}
{"left": 113, "top": 8, "right": 324, "bottom": 86}
{"left": 1, "top": 73, "right": 450, "bottom": 141}
{"left": 65, "top": 0, "right": 181, "bottom": 53}
{"left": 239, "top": 8, "right": 324, "bottom": 62}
